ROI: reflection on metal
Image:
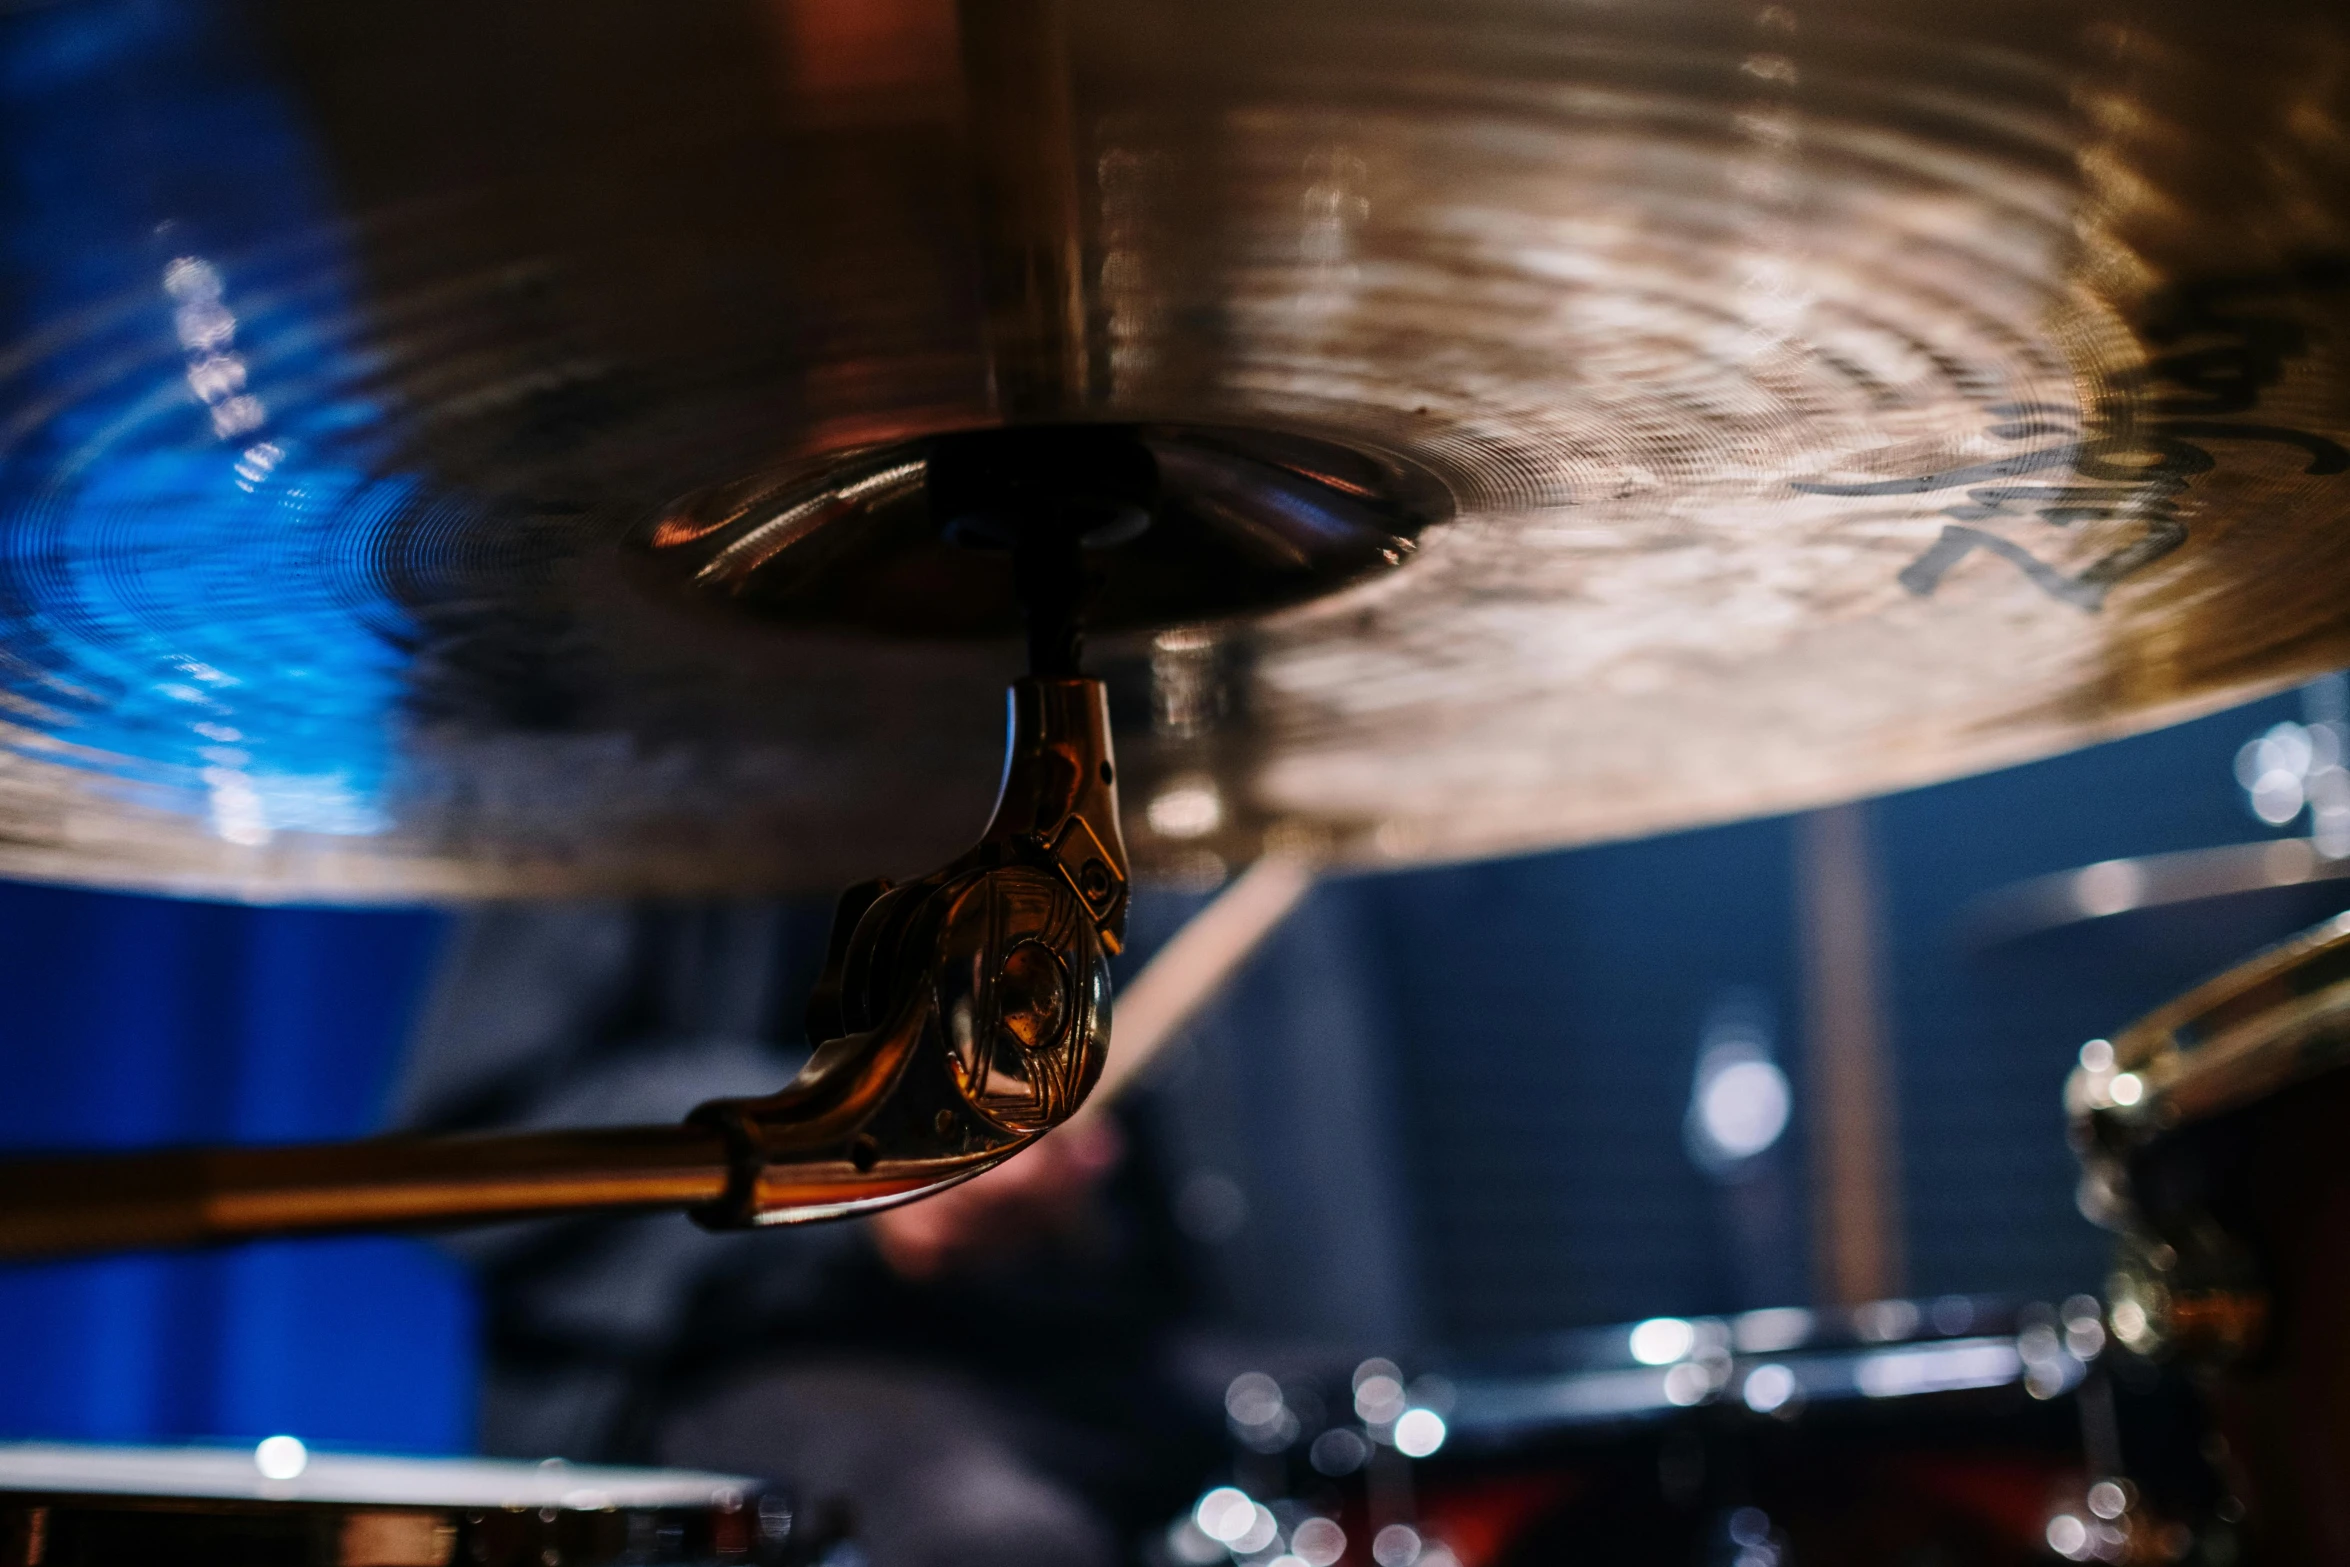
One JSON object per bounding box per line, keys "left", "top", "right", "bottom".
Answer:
{"left": 1797, "top": 803, "right": 1905, "bottom": 1306}
{"left": 1961, "top": 837, "right": 2350, "bottom": 949}
{"left": 627, "top": 425, "right": 1439, "bottom": 639}
{"left": 0, "top": 1445, "right": 774, "bottom": 1567}
{"left": 2067, "top": 911, "right": 2350, "bottom": 1558}
{"left": 1442, "top": 1295, "right": 2089, "bottom": 1442}
{"left": 2071, "top": 909, "right": 2350, "bottom": 1149}
{"left": 0, "top": 1127, "right": 731, "bottom": 1258}
{"left": 692, "top": 675, "right": 1128, "bottom": 1224}
{"left": 2069, "top": 912, "right": 2350, "bottom": 1367}
{"left": 958, "top": 0, "right": 1088, "bottom": 418}
{"left": 0, "top": 677, "right": 1129, "bottom": 1257}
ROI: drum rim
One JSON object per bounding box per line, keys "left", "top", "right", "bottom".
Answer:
{"left": 2069, "top": 908, "right": 2350, "bottom": 1148}
{"left": 0, "top": 1443, "right": 758, "bottom": 1511}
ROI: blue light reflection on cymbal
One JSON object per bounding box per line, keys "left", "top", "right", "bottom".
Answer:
{"left": 0, "top": 0, "right": 417, "bottom": 848}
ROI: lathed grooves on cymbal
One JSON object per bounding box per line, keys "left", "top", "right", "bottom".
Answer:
{"left": 0, "top": 0, "right": 2340, "bottom": 898}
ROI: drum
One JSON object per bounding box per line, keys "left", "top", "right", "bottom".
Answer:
{"left": 0, "top": 1444, "right": 798, "bottom": 1567}
{"left": 2073, "top": 909, "right": 2350, "bottom": 1564}
{"left": 1158, "top": 1295, "right": 2216, "bottom": 1567}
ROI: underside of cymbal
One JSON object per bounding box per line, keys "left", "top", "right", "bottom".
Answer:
{"left": 0, "top": 0, "right": 2344, "bottom": 899}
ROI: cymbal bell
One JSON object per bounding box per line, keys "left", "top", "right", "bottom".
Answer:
{"left": 0, "top": 0, "right": 2344, "bottom": 899}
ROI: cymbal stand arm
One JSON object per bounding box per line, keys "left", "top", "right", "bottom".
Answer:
{"left": 0, "top": 469, "right": 1131, "bottom": 1259}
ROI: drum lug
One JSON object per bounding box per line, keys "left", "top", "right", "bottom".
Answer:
{"left": 2106, "top": 1228, "right": 2268, "bottom": 1365}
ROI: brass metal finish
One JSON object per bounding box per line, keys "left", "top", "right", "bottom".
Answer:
{"left": 0, "top": 677, "right": 1127, "bottom": 1257}
{"left": 960, "top": 0, "right": 1091, "bottom": 416}
{"left": 689, "top": 674, "right": 1128, "bottom": 1227}
{"left": 626, "top": 425, "right": 1440, "bottom": 640}
{"left": 0, "top": 0, "right": 2342, "bottom": 899}
{"left": 0, "top": 1128, "right": 731, "bottom": 1259}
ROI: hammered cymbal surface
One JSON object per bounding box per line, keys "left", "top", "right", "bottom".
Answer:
{"left": 0, "top": 0, "right": 2345, "bottom": 898}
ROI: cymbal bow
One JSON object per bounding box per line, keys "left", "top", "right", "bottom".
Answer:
{"left": 0, "top": 0, "right": 2344, "bottom": 899}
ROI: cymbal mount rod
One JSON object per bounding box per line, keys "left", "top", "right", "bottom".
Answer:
{"left": 0, "top": 434, "right": 1140, "bottom": 1258}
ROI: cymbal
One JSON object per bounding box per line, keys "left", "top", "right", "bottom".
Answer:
{"left": 0, "top": 0, "right": 2344, "bottom": 898}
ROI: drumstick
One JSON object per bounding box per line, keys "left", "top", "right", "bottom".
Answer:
{"left": 1076, "top": 850, "right": 1317, "bottom": 1118}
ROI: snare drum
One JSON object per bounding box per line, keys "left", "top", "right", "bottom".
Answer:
{"left": 0, "top": 1444, "right": 793, "bottom": 1567}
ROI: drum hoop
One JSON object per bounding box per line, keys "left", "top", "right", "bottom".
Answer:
{"left": 2072, "top": 909, "right": 2350, "bottom": 1146}
{"left": 0, "top": 1445, "right": 757, "bottom": 1512}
